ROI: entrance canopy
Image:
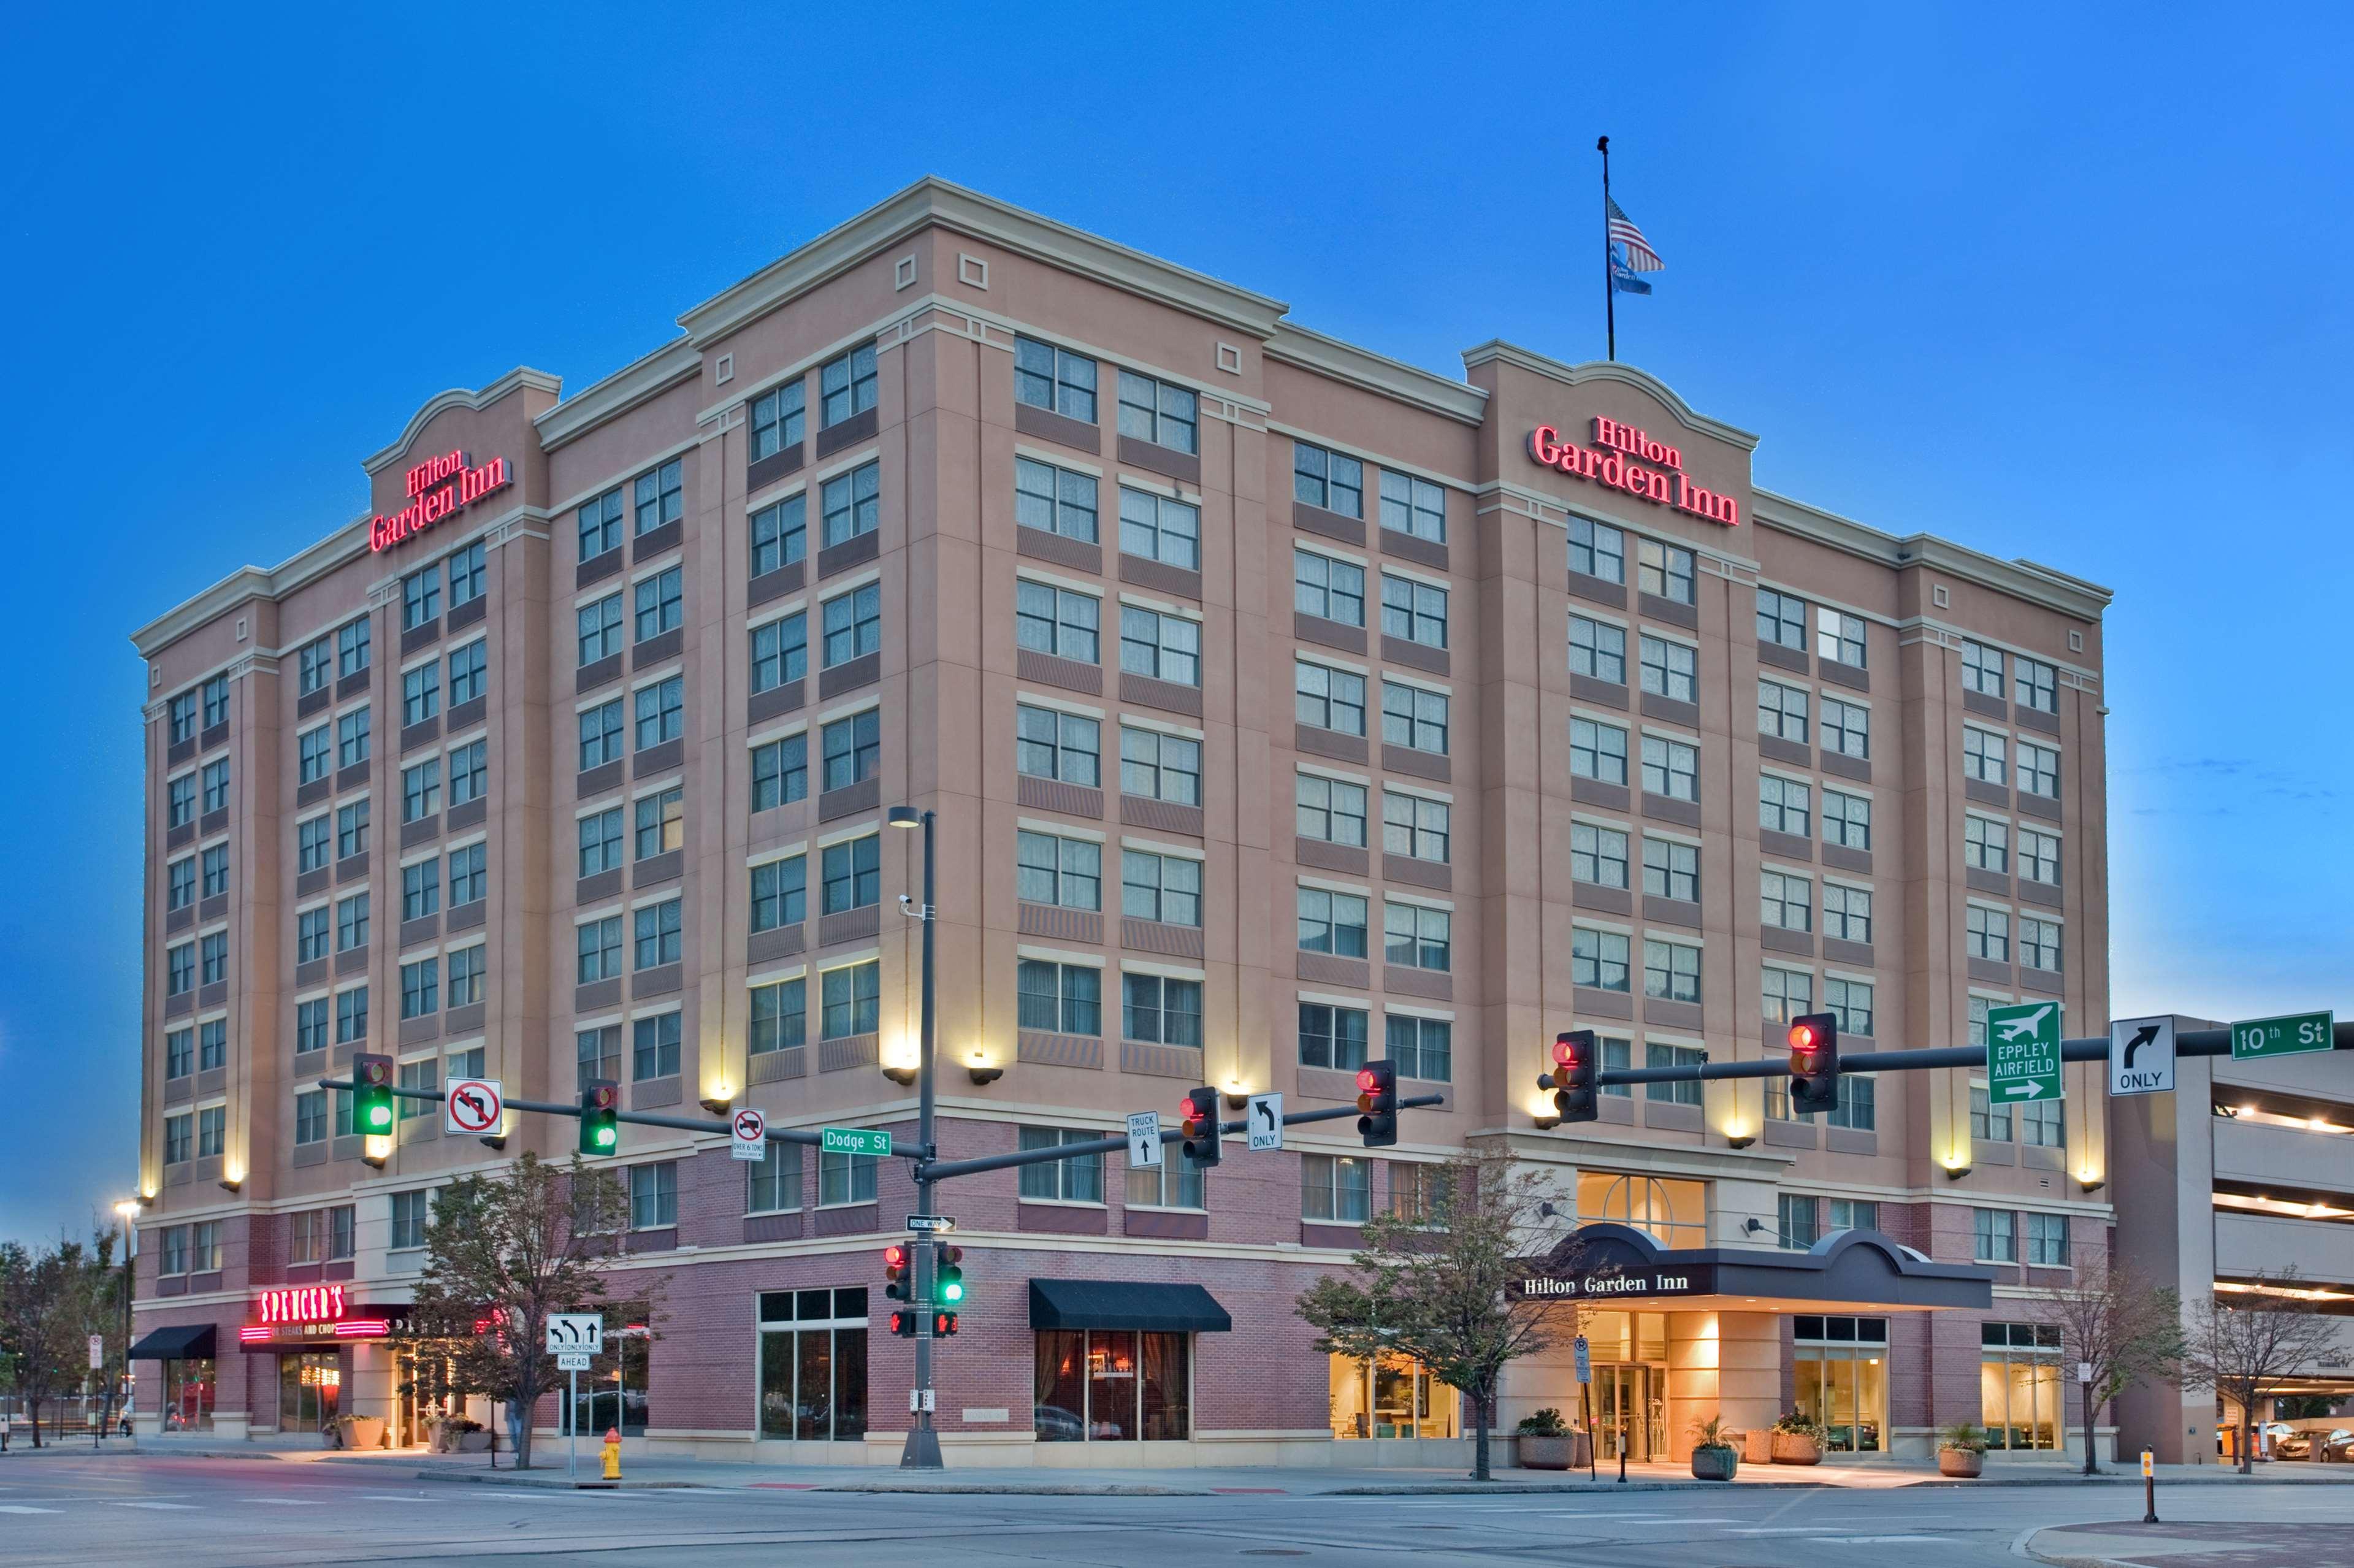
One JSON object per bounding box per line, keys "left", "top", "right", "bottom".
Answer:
{"left": 128, "top": 1323, "right": 216, "bottom": 1361}
{"left": 1517, "top": 1223, "right": 1993, "bottom": 1314}
{"left": 1029, "top": 1279, "right": 1232, "bottom": 1334}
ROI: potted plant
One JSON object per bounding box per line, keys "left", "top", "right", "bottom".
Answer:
{"left": 1515, "top": 1409, "right": 1589, "bottom": 1470}
{"left": 1771, "top": 1410, "right": 1826, "bottom": 1465}
{"left": 337, "top": 1412, "right": 388, "bottom": 1451}
{"left": 1939, "top": 1421, "right": 1988, "bottom": 1478}
{"left": 447, "top": 1417, "right": 490, "bottom": 1453}
{"left": 1689, "top": 1415, "right": 1740, "bottom": 1481}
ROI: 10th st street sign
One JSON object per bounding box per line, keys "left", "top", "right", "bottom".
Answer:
{"left": 2231, "top": 1011, "right": 2334, "bottom": 1061}
{"left": 1987, "top": 1001, "right": 2063, "bottom": 1104}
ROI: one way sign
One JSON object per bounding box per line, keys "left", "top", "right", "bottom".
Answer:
{"left": 2111, "top": 1015, "right": 2176, "bottom": 1098}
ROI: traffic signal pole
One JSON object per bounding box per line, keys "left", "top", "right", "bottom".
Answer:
{"left": 897, "top": 807, "right": 943, "bottom": 1471}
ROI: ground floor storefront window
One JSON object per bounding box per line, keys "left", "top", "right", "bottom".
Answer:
{"left": 163, "top": 1358, "right": 215, "bottom": 1431}
{"left": 1327, "top": 1352, "right": 1458, "bottom": 1440}
{"left": 1036, "top": 1330, "right": 1190, "bottom": 1440}
{"left": 277, "top": 1352, "right": 342, "bottom": 1433}
{"left": 1981, "top": 1320, "right": 2062, "bottom": 1449}
{"left": 757, "top": 1289, "right": 867, "bottom": 1441}
{"left": 1792, "top": 1315, "right": 1887, "bottom": 1453}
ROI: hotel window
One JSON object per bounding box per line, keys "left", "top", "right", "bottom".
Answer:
{"left": 629, "top": 1161, "right": 678, "bottom": 1229}
{"left": 298, "top": 814, "right": 332, "bottom": 871}
{"left": 1962, "top": 640, "right": 2004, "bottom": 696}
{"left": 202, "top": 759, "right": 230, "bottom": 814}
{"left": 746, "top": 1141, "right": 801, "bottom": 1214}
{"left": 447, "top": 842, "right": 485, "bottom": 908}
{"left": 1122, "top": 850, "right": 1201, "bottom": 927}
{"left": 447, "top": 740, "right": 485, "bottom": 808}
{"left": 1823, "top": 882, "right": 1873, "bottom": 944}
{"left": 1296, "top": 1002, "right": 1369, "bottom": 1071}
{"left": 335, "top": 985, "right": 369, "bottom": 1044}
{"left": 297, "top": 907, "right": 330, "bottom": 964}
{"left": 820, "top": 835, "right": 881, "bottom": 913}
{"left": 1816, "top": 606, "right": 1866, "bottom": 667}
{"left": 2019, "top": 914, "right": 2062, "bottom": 973}
{"left": 1381, "top": 681, "right": 1448, "bottom": 754}
{"left": 1380, "top": 574, "right": 1447, "bottom": 648}
{"left": 185, "top": 1217, "right": 220, "bottom": 1272}
{"left": 1821, "top": 696, "right": 1869, "bottom": 760}
{"left": 201, "top": 843, "right": 231, "bottom": 900}
{"left": 818, "top": 710, "right": 879, "bottom": 792}
{"left": 633, "top": 676, "right": 683, "bottom": 750}
{"left": 1297, "top": 886, "right": 1369, "bottom": 957}
{"left": 1017, "top": 1126, "right": 1103, "bottom": 1203}
{"left": 1597, "top": 1036, "right": 1634, "bottom": 1098}
{"left": 751, "top": 733, "right": 808, "bottom": 811}
{"left": 1645, "top": 1041, "right": 1706, "bottom": 1105}
{"left": 1294, "top": 659, "right": 1366, "bottom": 735}
{"left": 1643, "top": 939, "right": 1700, "bottom": 1005}
{"left": 1295, "top": 548, "right": 1365, "bottom": 625}
{"left": 1823, "top": 788, "right": 1870, "bottom": 850}
{"left": 1572, "top": 717, "right": 1629, "bottom": 785}
{"left": 401, "top": 662, "right": 440, "bottom": 727}
{"left": 1642, "top": 837, "right": 1699, "bottom": 903}
{"left": 1571, "top": 820, "right": 1629, "bottom": 888}
{"left": 818, "top": 1147, "right": 880, "bottom": 1207}
{"left": 1296, "top": 773, "right": 1367, "bottom": 846}
{"left": 1380, "top": 470, "right": 1447, "bottom": 544}
{"left": 447, "top": 540, "right": 485, "bottom": 611}
{"left": 1762, "top": 966, "right": 1813, "bottom": 1031}
{"left": 1971, "top": 1082, "right": 2013, "bottom": 1142}
{"left": 1966, "top": 904, "right": 2010, "bottom": 962}
{"left": 1963, "top": 727, "right": 2006, "bottom": 784}
{"left": 819, "top": 343, "right": 877, "bottom": 427}
{"left": 1385, "top": 1014, "right": 1452, "bottom": 1082}
{"left": 1778, "top": 1193, "right": 1820, "bottom": 1249}
{"left": 168, "top": 857, "right": 196, "bottom": 911}
{"left": 578, "top": 594, "right": 624, "bottom": 665}
{"left": 1120, "top": 606, "right": 1201, "bottom": 686}
{"left": 749, "top": 494, "right": 806, "bottom": 576}
{"left": 1302, "top": 1153, "right": 1372, "bottom": 1223}
{"left": 2016, "top": 739, "right": 2060, "bottom": 800}
{"left": 299, "top": 638, "right": 333, "bottom": 695}
{"left": 634, "top": 898, "right": 682, "bottom": 969}
{"left": 1127, "top": 1147, "right": 1209, "bottom": 1211}
{"left": 1385, "top": 901, "right": 1451, "bottom": 973}
{"left": 197, "top": 673, "right": 229, "bottom": 729}
{"left": 2019, "top": 825, "right": 2061, "bottom": 887}
{"left": 197, "top": 1018, "right": 226, "bottom": 1071}
{"left": 166, "top": 941, "right": 195, "bottom": 995}
{"left": 1637, "top": 538, "right": 1695, "bottom": 605}
{"left": 1018, "top": 703, "right": 1100, "bottom": 787}
{"left": 1293, "top": 442, "right": 1362, "bottom": 516}
{"left": 1965, "top": 814, "right": 2010, "bottom": 873}
{"left": 634, "top": 787, "right": 682, "bottom": 860}
{"left": 1016, "top": 580, "right": 1100, "bottom": 664}
{"left": 1015, "top": 457, "right": 1098, "bottom": 542}
{"left": 1761, "top": 870, "right": 1811, "bottom": 932}
{"left": 1119, "top": 370, "right": 1197, "bottom": 454}
{"left": 1383, "top": 791, "right": 1450, "bottom": 863}
{"left": 750, "top": 612, "right": 808, "bottom": 694}
{"left": 1122, "top": 973, "right": 1203, "bottom": 1047}
{"left": 820, "top": 583, "right": 881, "bottom": 666}
{"left": 402, "top": 859, "right": 440, "bottom": 922}
{"left": 749, "top": 378, "right": 805, "bottom": 461}
{"left": 337, "top": 617, "right": 372, "bottom": 677}
{"left": 633, "top": 566, "right": 682, "bottom": 642}
{"left": 1560, "top": 519, "right": 1629, "bottom": 592}
{"left": 163, "top": 1113, "right": 193, "bottom": 1166}
{"left": 167, "top": 691, "right": 197, "bottom": 744}
{"left": 1826, "top": 976, "right": 1873, "bottom": 1038}
{"left": 632, "top": 1013, "right": 681, "bottom": 1080}
{"left": 1120, "top": 486, "right": 1201, "bottom": 570}
{"left": 1974, "top": 1207, "right": 2017, "bottom": 1263}
{"left": 1793, "top": 1315, "right": 1890, "bottom": 1454}
{"left": 337, "top": 798, "right": 370, "bottom": 859}
{"left": 1757, "top": 587, "right": 1806, "bottom": 649}
{"left": 332, "top": 893, "right": 366, "bottom": 953}
{"left": 295, "top": 999, "right": 329, "bottom": 1055}
{"left": 749, "top": 977, "right": 806, "bottom": 1056}
{"left": 575, "top": 917, "right": 622, "bottom": 982}
{"left": 402, "top": 565, "right": 441, "bottom": 630}
{"left": 1572, "top": 927, "right": 1631, "bottom": 992}
{"left": 297, "top": 727, "right": 331, "bottom": 786}
{"left": 1018, "top": 959, "right": 1101, "bottom": 1036}
{"left": 446, "top": 943, "right": 483, "bottom": 1008}
{"left": 1570, "top": 614, "right": 1626, "bottom": 683}
{"left": 2021, "top": 1095, "right": 2064, "bottom": 1150}
{"left": 821, "top": 960, "right": 880, "bottom": 1039}
{"left": 336, "top": 707, "right": 371, "bottom": 768}
{"left": 633, "top": 457, "right": 684, "bottom": 537}
{"left": 1640, "top": 734, "right": 1698, "bottom": 801}
{"left": 166, "top": 773, "right": 196, "bottom": 827}
{"left": 578, "top": 487, "right": 624, "bottom": 561}
{"left": 1014, "top": 335, "right": 1098, "bottom": 422}
{"left": 1981, "top": 1321, "right": 2063, "bottom": 1450}
{"left": 1119, "top": 725, "right": 1199, "bottom": 805}
{"left": 2015, "top": 656, "right": 2058, "bottom": 714}
{"left": 1759, "top": 679, "right": 1808, "bottom": 743}
{"left": 820, "top": 461, "right": 881, "bottom": 548}
{"left": 1391, "top": 1163, "right": 1454, "bottom": 1225}
{"left": 400, "top": 956, "right": 438, "bottom": 1019}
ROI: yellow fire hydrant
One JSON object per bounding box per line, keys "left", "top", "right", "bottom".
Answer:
{"left": 600, "top": 1427, "right": 622, "bottom": 1482}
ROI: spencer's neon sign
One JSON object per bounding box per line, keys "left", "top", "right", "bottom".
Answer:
{"left": 369, "top": 449, "right": 513, "bottom": 553}
{"left": 254, "top": 1284, "right": 346, "bottom": 1326}
{"left": 1527, "top": 419, "right": 1738, "bottom": 527}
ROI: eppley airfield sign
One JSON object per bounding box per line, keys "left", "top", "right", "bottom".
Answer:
{"left": 1527, "top": 419, "right": 1740, "bottom": 527}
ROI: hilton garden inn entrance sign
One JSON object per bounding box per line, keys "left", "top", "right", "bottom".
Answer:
{"left": 1515, "top": 1223, "right": 1993, "bottom": 1311}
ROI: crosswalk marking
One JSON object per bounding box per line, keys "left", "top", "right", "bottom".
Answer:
{"left": 0, "top": 1505, "right": 63, "bottom": 1515}
{"left": 240, "top": 1498, "right": 324, "bottom": 1505}
{"left": 1810, "top": 1536, "right": 1947, "bottom": 1544}
{"left": 112, "top": 1501, "right": 200, "bottom": 1510}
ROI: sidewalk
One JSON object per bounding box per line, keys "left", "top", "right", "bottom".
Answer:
{"left": 2028, "top": 1520, "right": 2348, "bottom": 1567}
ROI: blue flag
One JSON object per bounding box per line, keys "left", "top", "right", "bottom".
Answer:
{"left": 1610, "top": 243, "right": 1651, "bottom": 296}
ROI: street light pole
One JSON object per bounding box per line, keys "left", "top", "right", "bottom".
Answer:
{"left": 889, "top": 805, "right": 942, "bottom": 1470}
{"left": 113, "top": 1201, "right": 139, "bottom": 1444}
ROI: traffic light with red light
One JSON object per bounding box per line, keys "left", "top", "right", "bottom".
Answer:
{"left": 933, "top": 1310, "right": 959, "bottom": 1338}
{"left": 1551, "top": 1030, "right": 1599, "bottom": 1123}
{"left": 1179, "top": 1087, "right": 1221, "bottom": 1166}
{"left": 1356, "top": 1060, "right": 1398, "bottom": 1148}
{"left": 353, "top": 1054, "right": 396, "bottom": 1137}
{"left": 578, "top": 1080, "right": 619, "bottom": 1156}
{"left": 1787, "top": 1012, "right": 1840, "bottom": 1113}
{"left": 884, "top": 1243, "right": 911, "bottom": 1302}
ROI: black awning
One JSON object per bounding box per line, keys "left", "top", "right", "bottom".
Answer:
{"left": 129, "top": 1323, "right": 216, "bottom": 1361}
{"left": 1029, "top": 1279, "right": 1232, "bottom": 1334}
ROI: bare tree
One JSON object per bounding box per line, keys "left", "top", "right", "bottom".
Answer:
{"left": 2182, "top": 1269, "right": 2342, "bottom": 1475}
{"left": 1296, "top": 1146, "right": 1572, "bottom": 1481}
{"left": 2020, "top": 1252, "right": 2183, "bottom": 1474}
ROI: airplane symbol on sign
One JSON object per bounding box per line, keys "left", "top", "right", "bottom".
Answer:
{"left": 1997, "top": 1005, "right": 2053, "bottom": 1042}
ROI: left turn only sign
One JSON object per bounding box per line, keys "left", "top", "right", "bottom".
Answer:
{"left": 445, "top": 1078, "right": 503, "bottom": 1137}
{"left": 730, "top": 1107, "right": 768, "bottom": 1161}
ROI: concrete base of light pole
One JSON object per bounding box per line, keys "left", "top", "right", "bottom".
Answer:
{"left": 899, "top": 1426, "right": 944, "bottom": 1469}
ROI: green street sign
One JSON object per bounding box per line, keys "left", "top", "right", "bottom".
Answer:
{"left": 1986, "top": 1001, "right": 2064, "bottom": 1104}
{"left": 2230, "top": 1012, "right": 2335, "bottom": 1061}
{"left": 820, "top": 1126, "right": 893, "bottom": 1157}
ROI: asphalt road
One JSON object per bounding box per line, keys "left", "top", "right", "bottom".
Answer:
{"left": 5, "top": 1455, "right": 2353, "bottom": 1566}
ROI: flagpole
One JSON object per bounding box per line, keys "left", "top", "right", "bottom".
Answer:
{"left": 1597, "top": 134, "right": 1615, "bottom": 362}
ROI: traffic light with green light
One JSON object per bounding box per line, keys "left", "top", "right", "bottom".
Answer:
{"left": 353, "top": 1054, "right": 396, "bottom": 1136}
{"left": 578, "top": 1080, "right": 619, "bottom": 1155}
{"left": 936, "top": 1245, "right": 964, "bottom": 1306}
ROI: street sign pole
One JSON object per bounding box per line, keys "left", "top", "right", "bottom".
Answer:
{"left": 896, "top": 805, "right": 944, "bottom": 1472}
{"left": 567, "top": 1366, "right": 578, "bottom": 1482}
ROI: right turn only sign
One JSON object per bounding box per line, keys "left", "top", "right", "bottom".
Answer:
{"left": 2110, "top": 1015, "right": 2176, "bottom": 1097}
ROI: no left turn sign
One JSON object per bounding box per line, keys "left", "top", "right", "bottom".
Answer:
{"left": 730, "top": 1107, "right": 768, "bottom": 1161}
{"left": 445, "top": 1077, "right": 503, "bottom": 1136}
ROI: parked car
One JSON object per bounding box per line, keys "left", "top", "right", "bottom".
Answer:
{"left": 2276, "top": 1428, "right": 2354, "bottom": 1461}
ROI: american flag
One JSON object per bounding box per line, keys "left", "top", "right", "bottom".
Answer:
{"left": 1607, "top": 197, "right": 1662, "bottom": 272}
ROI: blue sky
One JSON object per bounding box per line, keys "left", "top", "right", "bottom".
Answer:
{"left": 2, "top": 4, "right": 2346, "bottom": 1243}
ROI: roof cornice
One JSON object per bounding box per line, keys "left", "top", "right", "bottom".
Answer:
{"left": 130, "top": 519, "right": 373, "bottom": 659}
{"left": 361, "top": 367, "right": 562, "bottom": 476}
{"left": 1751, "top": 486, "right": 2112, "bottom": 621}
{"left": 533, "top": 338, "right": 701, "bottom": 453}
{"left": 1460, "top": 341, "right": 1761, "bottom": 453}
{"left": 1266, "top": 322, "right": 1488, "bottom": 425}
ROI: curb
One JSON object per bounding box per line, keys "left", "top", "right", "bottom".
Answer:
{"left": 2021, "top": 1529, "right": 2148, "bottom": 1568}
{"left": 419, "top": 1469, "right": 701, "bottom": 1490}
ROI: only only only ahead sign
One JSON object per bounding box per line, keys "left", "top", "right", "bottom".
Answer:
{"left": 1987, "top": 1001, "right": 2063, "bottom": 1104}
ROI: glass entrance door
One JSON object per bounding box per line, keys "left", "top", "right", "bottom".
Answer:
{"left": 1594, "top": 1365, "right": 1656, "bottom": 1461}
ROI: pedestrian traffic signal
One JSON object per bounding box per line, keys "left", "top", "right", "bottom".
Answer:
{"left": 1787, "top": 1012, "right": 1840, "bottom": 1114}
{"left": 578, "top": 1080, "right": 619, "bottom": 1155}
{"left": 932, "top": 1310, "right": 959, "bottom": 1338}
{"left": 884, "top": 1242, "right": 911, "bottom": 1302}
{"left": 1551, "top": 1031, "right": 1598, "bottom": 1123}
{"left": 888, "top": 1309, "right": 917, "bottom": 1337}
{"left": 353, "top": 1054, "right": 396, "bottom": 1136}
{"left": 1179, "top": 1087, "right": 1221, "bottom": 1166}
{"left": 1356, "top": 1060, "right": 1398, "bottom": 1148}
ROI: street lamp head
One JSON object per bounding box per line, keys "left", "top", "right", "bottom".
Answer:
{"left": 113, "top": 1200, "right": 139, "bottom": 1220}
{"left": 887, "top": 806, "right": 922, "bottom": 830}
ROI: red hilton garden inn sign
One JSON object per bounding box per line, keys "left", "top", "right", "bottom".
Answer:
{"left": 369, "top": 449, "right": 513, "bottom": 553}
{"left": 1527, "top": 418, "right": 1739, "bottom": 527}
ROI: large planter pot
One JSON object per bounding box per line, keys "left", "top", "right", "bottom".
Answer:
{"left": 1690, "top": 1445, "right": 1739, "bottom": 1481}
{"left": 457, "top": 1431, "right": 492, "bottom": 1453}
{"left": 1939, "top": 1448, "right": 1985, "bottom": 1478}
{"left": 1771, "top": 1431, "right": 1824, "bottom": 1465}
{"left": 1519, "top": 1433, "right": 1578, "bottom": 1470}
{"left": 344, "top": 1416, "right": 387, "bottom": 1451}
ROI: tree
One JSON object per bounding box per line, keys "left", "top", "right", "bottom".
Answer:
{"left": 0, "top": 1235, "right": 110, "bottom": 1448}
{"left": 2019, "top": 1252, "right": 2183, "bottom": 1474}
{"left": 407, "top": 1153, "right": 636, "bottom": 1469}
{"left": 2182, "top": 1269, "right": 2342, "bottom": 1475}
{"left": 1296, "top": 1146, "right": 1572, "bottom": 1482}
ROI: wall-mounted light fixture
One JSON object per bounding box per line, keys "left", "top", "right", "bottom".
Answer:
{"left": 968, "top": 1065, "right": 1004, "bottom": 1086}
{"left": 1221, "top": 1077, "right": 1250, "bottom": 1111}
{"left": 881, "top": 1063, "right": 917, "bottom": 1087}
{"left": 699, "top": 1090, "right": 735, "bottom": 1116}
{"left": 1943, "top": 1151, "right": 1972, "bottom": 1180}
